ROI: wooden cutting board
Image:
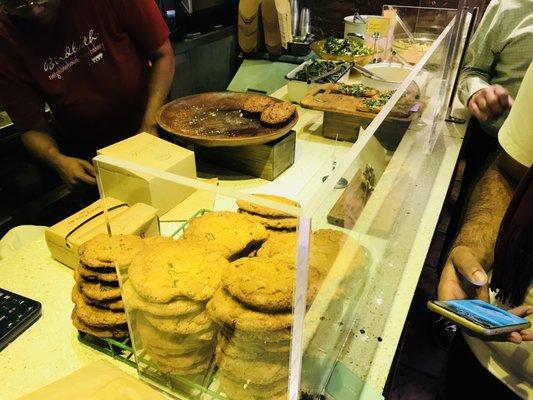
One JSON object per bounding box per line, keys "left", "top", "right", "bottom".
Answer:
{"left": 300, "top": 85, "right": 414, "bottom": 122}
{"left": 327, "top": 170, "right": 367, "bottom": 229}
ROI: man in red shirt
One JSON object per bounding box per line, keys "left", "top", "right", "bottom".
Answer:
{"left": 0, "top": 0, "right": 175, "bottom": 191}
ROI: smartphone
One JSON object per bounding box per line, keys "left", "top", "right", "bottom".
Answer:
{"left": 427, "top": 299, "right": 531, "bottom": 336}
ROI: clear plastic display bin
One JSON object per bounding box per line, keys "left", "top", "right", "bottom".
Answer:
{"left": 91, "top": 6, "right": 471, "bottom": 399}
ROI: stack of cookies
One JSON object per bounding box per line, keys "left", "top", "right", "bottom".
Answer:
{"left": 258, "top": 229, "right": 367, "bottom": 301}
{"left": 71, "top": 234, "right": 146, "bottom": 339}
{"left": 207, "top": 257, "right": 296, "bottom": 400}
{"left": 237, "top": 194, "right": 300, "bottom": 232}
{"left": 126, "top": 239, "right": 230, "bottom": 377}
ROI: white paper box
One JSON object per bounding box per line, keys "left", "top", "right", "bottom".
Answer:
{"left": 97, "top": 133, "right": 197, "bottom": 216}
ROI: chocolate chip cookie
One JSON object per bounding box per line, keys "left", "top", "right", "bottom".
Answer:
{"left": 129, "top": 240, "right": 229, "bottom": 303}
{"left": 71, "top": 285, "right": 126, "bottom": 327}
{"left": 206, "top": 289, "right": 292, "bottom": 333}
{"left": 223, "top": 257, "right": 294, "bottom": 312}
{"left": 182, "top": 211, "right": 268, "bottom": 261}
{"left": 123, "top": 280, "right": 204, "bottom": 317}
{"left": 79, "top": 234, "right": 145, "bottom": 269}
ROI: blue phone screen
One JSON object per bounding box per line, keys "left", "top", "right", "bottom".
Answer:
{"left": 435, "top": 300, "right": 529, "bottom": 329}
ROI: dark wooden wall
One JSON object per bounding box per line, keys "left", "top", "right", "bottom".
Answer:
{"left": 309, "top": 0, "right": 489, "bottom": 38}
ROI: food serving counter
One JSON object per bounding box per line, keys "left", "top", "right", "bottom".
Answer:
{"left": 1, "top": 6, "right": 473, "bottom": 400}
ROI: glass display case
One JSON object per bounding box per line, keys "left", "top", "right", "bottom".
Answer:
{"left": 91, "top": 5, "right": 473, "bottom": 399}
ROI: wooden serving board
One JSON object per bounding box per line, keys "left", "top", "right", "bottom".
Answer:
{"left": 300, "top": 85, "right": 414, "bottom": 121}
{"left": 327, "top": 170, "right": 367, "bottom": 229}
{"left": 157, "top": 92, "right": 298, "bottom": 147}
{"left": 301, "top": 84, "right": 422, "bottom": 150}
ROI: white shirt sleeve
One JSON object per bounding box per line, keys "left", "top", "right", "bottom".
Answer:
{"left": 498, "top": 61, "right": 533, "bottom": 167}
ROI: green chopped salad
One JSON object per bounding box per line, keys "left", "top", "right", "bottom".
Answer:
{"left": 337, "top": 83, "right": 370, "bottom": 97}
{"left": 294, "top": 60, "right": 347, "bottom": 83}
{"left": 363, "top": 91, "right": 394, "bottom": 111}
{"left": 323, "top": 37, "right": 373, "bottom": 56}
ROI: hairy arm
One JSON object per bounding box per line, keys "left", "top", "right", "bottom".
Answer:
{"left": 139, "top": 39, "right": 175, "bottom": 135}
{"left": 21, "top": 118, "right": 95, "bottom": 191}
{"left": 453, "top": 161, "right": 515, "bottom": 270}
{"left": 438, "top": 157, "right": 514, "bottom": 301}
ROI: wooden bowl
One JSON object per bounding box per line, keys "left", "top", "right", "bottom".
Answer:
{"left": 156, "top": 92, "right": 298, "bottom": 147}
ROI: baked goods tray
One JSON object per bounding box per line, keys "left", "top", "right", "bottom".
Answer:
{"left": 78, "top": 332, "right": 224, "bottom": 399}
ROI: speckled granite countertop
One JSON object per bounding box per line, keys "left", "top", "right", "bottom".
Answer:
{"left": 0, "top": 237, "right": 134, "bottom": 399}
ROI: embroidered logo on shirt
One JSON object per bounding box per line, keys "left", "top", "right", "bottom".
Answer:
{"left": 43, "top": 28, "right": 105, "bottom": 80}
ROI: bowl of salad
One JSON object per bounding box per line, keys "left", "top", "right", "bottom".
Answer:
{"left": 391, "top": 33, "right": 437, "bottom": 65}
{"left": 285, "top": 59, "right": 352, "bottom": 102}
{"left": 310, "top": 37, "right": 374, "bottom": 65}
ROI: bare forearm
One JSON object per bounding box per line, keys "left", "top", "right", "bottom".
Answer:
{"left": 140, "top": 41, "right": 175, "bottom": 134}
{"left": 21, "top": 129, "right": 64, "bottom": 168}
{"left": 454, "top": 161, "right": 514, "bottom": 270}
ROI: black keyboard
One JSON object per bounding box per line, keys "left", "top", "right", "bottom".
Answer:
{"left": 0, "top": 288, "right": 41, "bottom": 351}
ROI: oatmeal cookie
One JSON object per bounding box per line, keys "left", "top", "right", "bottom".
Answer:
{"left": 238, "top": 210, "right": 298, "bottom": 231}
{"left": 242, "top": 95, "right": 276, "bottom": 117}
{"left": 71, "top": 309, "right": 128, "bottom": 338}
{"left": 129, "top": 240, "right": 229, "bottom": 303}
{"left": 144, "top": 310, "right": 214, "bottom": 335}
{"left": 138, "top": 315, "right": 215, "bottom": 350}
{"left": 217, "top": 334, "right": 289, "bottom": 362}
{"left": 79, "top": 234, "right": 145, "bottom": 269}
{"left": 260, "top": 102, "right": 296, "bottom": 128}
{"left": 223, "top": 257, "right": 294, "bottom": 312}
{"left": 71, "top": 286, "right": 126, "bottom": 327}
{"left": 77, "top": 286, "right": 124, "bottom": 310}
{"left": 123, "top": 280, "right": 204, "bottom": 317}
{"left": 215, "top": 349, "right": 289, "bottom": 384}
{"left": 74, "top": 269, "right": 122, "bottom": 302}
{"left": 206, "top": 289, "right": 292, "bottom": 332}
{"left": 182, "top": 211, "right": 268, "bottom": 261}
{"left": 77, "top": 263, "right": 118, "bottom": 283}
{"left": 236, "top": 194, "right": 300, "bottom": 218}
{"left": 218, "top": 322, "right": 292, "bottom": 342}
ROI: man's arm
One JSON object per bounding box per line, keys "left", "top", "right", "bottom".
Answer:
{"left": 457, "top": 1, "right": 513, "bottom": 122}
{"left": 21, "top": 118, "right": 96, "bottom": 191}
{"left": 438, "top": 157, "right": 514, "bottom": 301}
{"left": 138, "top": 39, "right": 175, "bottom": 135}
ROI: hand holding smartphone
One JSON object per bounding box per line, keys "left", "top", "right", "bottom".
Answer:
{"left": 428, "top": 299, "right": 531, "bottom": 337}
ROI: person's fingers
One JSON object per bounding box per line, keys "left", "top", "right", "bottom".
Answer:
{"left": 437, "top": 259, "right": 464, "bottom": 300}
{"left": 519, "top": 330, "right": 533, "bottom": 342}
{"left": 80, "top": 159, "right": 96, "bottom": 177}
{"left": 475, "top": 284, "right": 490, "bottom": 302}
{"left": 451, "top": 246, "right": 488, "bottom": 286}
{"left": 77, "top": 172, "right": 96, "bottom": 186}
{"left": 508, "top": 331, "right": 522, "bottom": 344}
{"left": 493, "top": 85, "right": 511, "bottom": 109}
{"left": 469, "top": 101, "right": 486, "bottom": 121}
{"left": 509, "top": 305, "right": 533, "bottom": 317}
{"left": 475, "top": 95, "right": 491, "bottom": 120}
{"left": 507, "top": 95, "right": 515, "bottom": 107}
{"left": 485, "top": 89, "right": 503, "bottom": 117}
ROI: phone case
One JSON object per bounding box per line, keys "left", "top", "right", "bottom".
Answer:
{"left": 427, "top": 301, "right": 530, "bottom": 336}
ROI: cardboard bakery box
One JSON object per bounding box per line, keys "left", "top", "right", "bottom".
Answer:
{"left": 96, "top": 133, "right": 197, "bottom": 216}
{"left": 45, "top": 197, "right": 160, "bottom": 269}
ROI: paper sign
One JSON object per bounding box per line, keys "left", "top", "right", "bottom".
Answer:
{"left": 366, "top": 16, "right": 390, "bottom": 37}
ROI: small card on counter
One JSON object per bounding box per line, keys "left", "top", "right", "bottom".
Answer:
{"left": 19, "top": 360, "right": 167, "bottom": 400}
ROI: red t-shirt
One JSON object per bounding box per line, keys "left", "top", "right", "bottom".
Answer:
{"left": 0, "top": 0, "right": 169, "bottom": 158}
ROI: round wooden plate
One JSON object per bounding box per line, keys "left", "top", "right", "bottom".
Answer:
{"left": 156, "top": 92, "right": 298, "bottom": 147}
